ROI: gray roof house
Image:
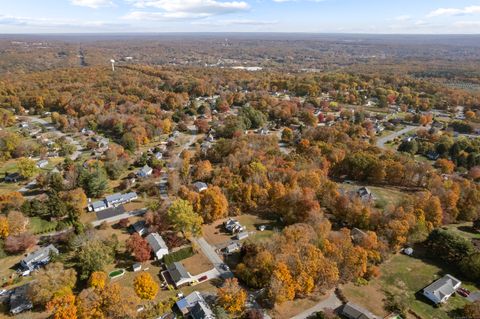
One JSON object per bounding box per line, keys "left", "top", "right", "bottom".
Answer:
{"left": 137, "top": 165, "right": 153, "bottom": 178}
{"left": 20, "top": 244, "right": 59, "bottom": 270}
{"left": 167, "top": 262, "right": 193, "bottom": 288}
{"left": 132, "top": 220, "right": 148, "bottom": 236}
{"left": 236, "top": 231, "right": 249, "bottom": 240}
{"left": 340, "top": 302, "right": 380, "bottom": 319}
{"left": 36, "top": 159, "right": 49, "bottom": 169}
{"left": 175, "top": 291, "right": 214, "bottom": 319}
{"left": 357, "top": 187, "right": 374, "bottom": 201}
{"left": 146, "top": 232, "right": 169, "bottom": 260}
{"left": 9, "top": 284, "right": 33, "bottom": 315}
{"left": 88, "top": 192, "right": 138, "bottom": 212}
{"left": 5, "top": 172, "right": 22, "bottom": 183}
{"left": 423, "top": 274, "right": 461, "bottom": 304}
{"left": 193, "top": 182, "right": 208, "bottom": 193}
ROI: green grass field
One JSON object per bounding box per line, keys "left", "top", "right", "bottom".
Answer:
{"left": 343, "top": 254, "right": 479, "bottom": 319}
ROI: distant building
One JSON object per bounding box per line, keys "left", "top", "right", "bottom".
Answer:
{"left": 4, "top": 172, "right": 22, "bottom": 183}
{"left": 224, "top": 242, "right": 240, "bottom": 254}
{"left": 146, "top": 232, "right": 169, "bottom": 260}
{"left": 340, "top": 302, "right": 380, "bottom": 319}
{"left": 36, "top": 159, "right": 49, "bottom": 169}
{"left": 20, "top": 244, "right": 58, "bottom": 271}
{"left": 154, "top": 152, "right": 163, "bottom": 160}
{"left": 132, "top": 220, "right": 148, "bottom": 236}
{"left": 423, "top": 274, "right": 461, "bottom": 305}
{"left": 167, "top": 262, "right": 193, "bottom": 288}
{"left": 224, "top": 219, "right": 245, "bottom": 234}
{"left": 357, "top": 187, "right": 374, "bottom": 202}
{"left": 137, "top": 165, "right": 153, "bottom": 178}
{"left": 132, "top": 263, "right": 142, "bottom": 272}
{"left": 9, "top": 284, "right": 33, "bottom": 315}
{"left": 235, "top": 231, "right": 249, "bottom": 241}
{"left": 88, "top": 192, "right": 138, "bottom": 212}
{"left": 175, "top": 291, "right": 214, "bottom": 319}
{"left": 193, "top": 182, "right": 208, "bottom": 193}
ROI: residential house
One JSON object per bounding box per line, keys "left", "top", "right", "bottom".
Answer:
{"left": 357, "top": 187, "right": 374, "bottom": 202}
{"left": 340, "top": 302, "right": 380, "bottom": 319}
{"left": 89, "top": 192, "right": 138, "bottom": 212}
{"left": 20, "top": 244, "right": 59, "bottom": 270}
{"left": 351, "top": 228, "right": 368, "bottom": 244}
{"left": 167, "top": 262, "right": 193, "bottom": 288}
{"left": 154, "top": 152, "right": 163, "bottom": 160}
{"left": 175, "top": 291, "right": 214, "bottom": 319}
{"left": 5, "top": 172, "right": 22, "bottom": 183}
{"left": 137, "top": 165, "right": 153, "bottom": 178}
{"left": 132, "top": 220, "right": 148, "bottom": 236}
{"left": 427, "top": 151, "right": 440, "bottom": 161}
{"left": 193, "top": 182, "right": 208, "bottom": 193}
{"left": 132, "top": 263, "right": 142, "bottom": 272}
{"left": 36, "top": 159, "right": 49, "bottom": 169}
{"left": 9, "top": 284, "right": 33, "bottom": 315}
{"left": 224, "top": 219, "right": 244, "bottom": 234}
{"left": 224, "top": 242, "right": 240, "bottom": 254}
{"left": 236, "top": 231, "right": 249, "bottom": 240}
{"left": 146, "top": 232, "right": 169, "bottom": 260}
{"left": 423, "top": 274, "right": 461, "bottom": 305}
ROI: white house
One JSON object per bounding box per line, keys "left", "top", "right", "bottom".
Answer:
{"left": 146, "top": 232, "right": 169, "bottom": 260}
{"left": 423, "top": 274, "right": 461, "bottom": 304}
{"left": 88, "top": 192, "right": 138, "bottom": 212}
{"left": 137, "top": 165, "right": 153, "bottom": 178}
{"left": 193, "top": 181, "right": 208, "bottom": 193}
{"left": 20, "top": 244, "right": 59, "bottom": 270}
{"left": 36, "top": 159, "right": 48, "bottom": 169}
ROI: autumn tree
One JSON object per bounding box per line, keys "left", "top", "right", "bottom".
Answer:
{"left": 463, "top": 301, "right": 480, "bottom": 319}
{"left": 77, "top": 239, "right": 115, "bottom": 279}
{"left": 6, "top": 210, "right": 28, "bottom": 235}
{"left": 194, "top": 160, "right": 213, "bottom": 181}
{"left": 0, "top": 216, "right": 8, "bottom": 238}
{"left": 133, "top": 272, "right": 159, "bottom": 300}
{"left": 18, "top": 157, "right": 37, "bottom": 178}
{"left": 269, "top": 262, "right": 296, "bottom": 304}
{"left": 167, "top": 199, "right": 203, "bottom": 235}
{"left": 435, "top": 159, "right": 455, "bottom": 174}
{"left": 46, "top": 293, "right": 77, "bottom": 319}
{"left": 127, "top": 233, "right": 152, "bottom": 262}
{"left": 88, "top": 271, "right": 108, "bottom": 290}
{"left": 199, "top": 186, "right": 228, "bottom": 223}
{"left": 217, "top": 278, "right": 247, "bottom": 314}
{"left": 4, "top": 232, "right": 37, "bottom": 254}
{"left": 29, "top": 262, "right": 77, "bottom": 307}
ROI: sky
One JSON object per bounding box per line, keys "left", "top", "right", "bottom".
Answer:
{"left": 0, "top": 0, "right": 480, "bottom": 34}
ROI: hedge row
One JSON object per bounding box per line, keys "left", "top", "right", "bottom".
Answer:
{"left": 163, "top": 246, "right": 194, "bottom": 266}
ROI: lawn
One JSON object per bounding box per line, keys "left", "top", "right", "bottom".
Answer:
{"left": 444, "top": 223, "right": 480, "bottom": 240}
{"left": 342, "top": 253, "right": 479, "bottom": 319}
{"left": 339, "top": 183, "right": 408, "bottom": 208}
{"left": 29, "top": 217, "right": 57, "bottom": 235}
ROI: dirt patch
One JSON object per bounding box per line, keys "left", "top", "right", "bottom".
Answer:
{"left": 202, "top": 219, "right": 232, "bottom": 247}
{"left": 182, "top": 251, "right": 214, "bottom": 276}
{"left": 341, "top": 282, "right": 388, "bottom": 317}
{"left": 270, "top": 292, "right": 326, "bottom": 319}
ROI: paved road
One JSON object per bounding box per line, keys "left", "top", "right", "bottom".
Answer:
{"left": 92, "top": 208, "right": 147, "bottom": 226}
{"left": 290, "top": 291, "right": 343, "bottom": 319}
{"left": 192, "top": 237, "right": 233, "bottom": 279}
{"left": 376, "top": 125, "right": 417, "bottom": 149}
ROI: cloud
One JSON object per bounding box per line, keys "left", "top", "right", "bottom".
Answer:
{"left": 123, "top": 0, "right": 249, "bottom": 20}
{"left": 394, "top": 15, "right": 411, "bottom": 22}
{"left": 453, "top": 20, "right": 480, "bottom": 28}
{"left": 427, "top": 5, "right": 480, "bottom": 18}
{"left": 0, "top": 14, "right": 126, "bottom": 28}
{"left": 272, "top": 0, "right": 325, "bottom": 2}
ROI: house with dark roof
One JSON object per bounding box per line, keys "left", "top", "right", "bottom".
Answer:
{"left": 5, "top": 172, "right": 22, "bottom": 183}
{"left": 175, "top": 291, "right": 214, "bottom": 319}
{"left": 167, "top": 262, "right": 193, "bottom": 288}
{"left": 20, "top": 244, "right": 58, "bottom": 271}
{"left": 146, "top": 232, "right": 169, "bottom": 260}
{"left": 132, "top": 220, "right": 148, "bottom": 236}
{"left": 357, "top": 187, "right": 374, "bottom": 202}
{"left": 423, "top": 274, "right": 461, "bottom": 304}
{"left": 340, "top": 302, "right": 380, "bottom": 319}
{"left": 9, "top": 284, "right": 33, "bottom": 315}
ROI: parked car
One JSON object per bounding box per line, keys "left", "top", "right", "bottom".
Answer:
{"left": 457, "top": 288, "right": 470, "bottom": 297}
{"left": 0, "top": 289, "right": 7, "bottom": 296}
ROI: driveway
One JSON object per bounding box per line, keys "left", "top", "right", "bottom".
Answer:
{"left": 92, "top": 208, "right": 147, "bottom": 226}
{"left": 290, "top": 291, "right": 343, "bottom": 319}
{"left": 192, "top": 237, "right": 233, "bottom": 279}
{"left": 376, "top": 125, "right": 417, "bottom": 149}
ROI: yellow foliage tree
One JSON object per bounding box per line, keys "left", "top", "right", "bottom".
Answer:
{"left": 269, "top": 262, "right": 296, "bottom": 304}
{"left": 88, "top": 271, "right": 108, "bottom": 290}
{"left": 133, "top": 272, "right": 158, "bottom": 300}
{"left": 217, "top": 278, "right": 247, "bottom": 314}
{"left": 0, "top": 216, "right": 9, "bottom": 238}
{"left": 46, "top": 293, "right": 77, "bottom": 319}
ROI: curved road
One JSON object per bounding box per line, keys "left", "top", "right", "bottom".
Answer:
{"left": 376, "top": 125, "right": 417, "bottom": 149}
{"left": 290, "top": 291, "right": 342, "bottom": 319}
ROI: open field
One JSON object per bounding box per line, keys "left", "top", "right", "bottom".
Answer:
{"left": 444, "top": 222, "right": 480, "bottom": 240}
{"left": 181, "top": 251, "right": 213, "bottom": 276}
{"left": 342, "top": 253, "right": 479, "bottom": 319}
{"left": 339, "top": 183, "right": 409, "bottom": 208}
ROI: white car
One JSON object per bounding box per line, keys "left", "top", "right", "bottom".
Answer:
{"left": 0, "top": 289, "right": 7, "bottom": 296}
